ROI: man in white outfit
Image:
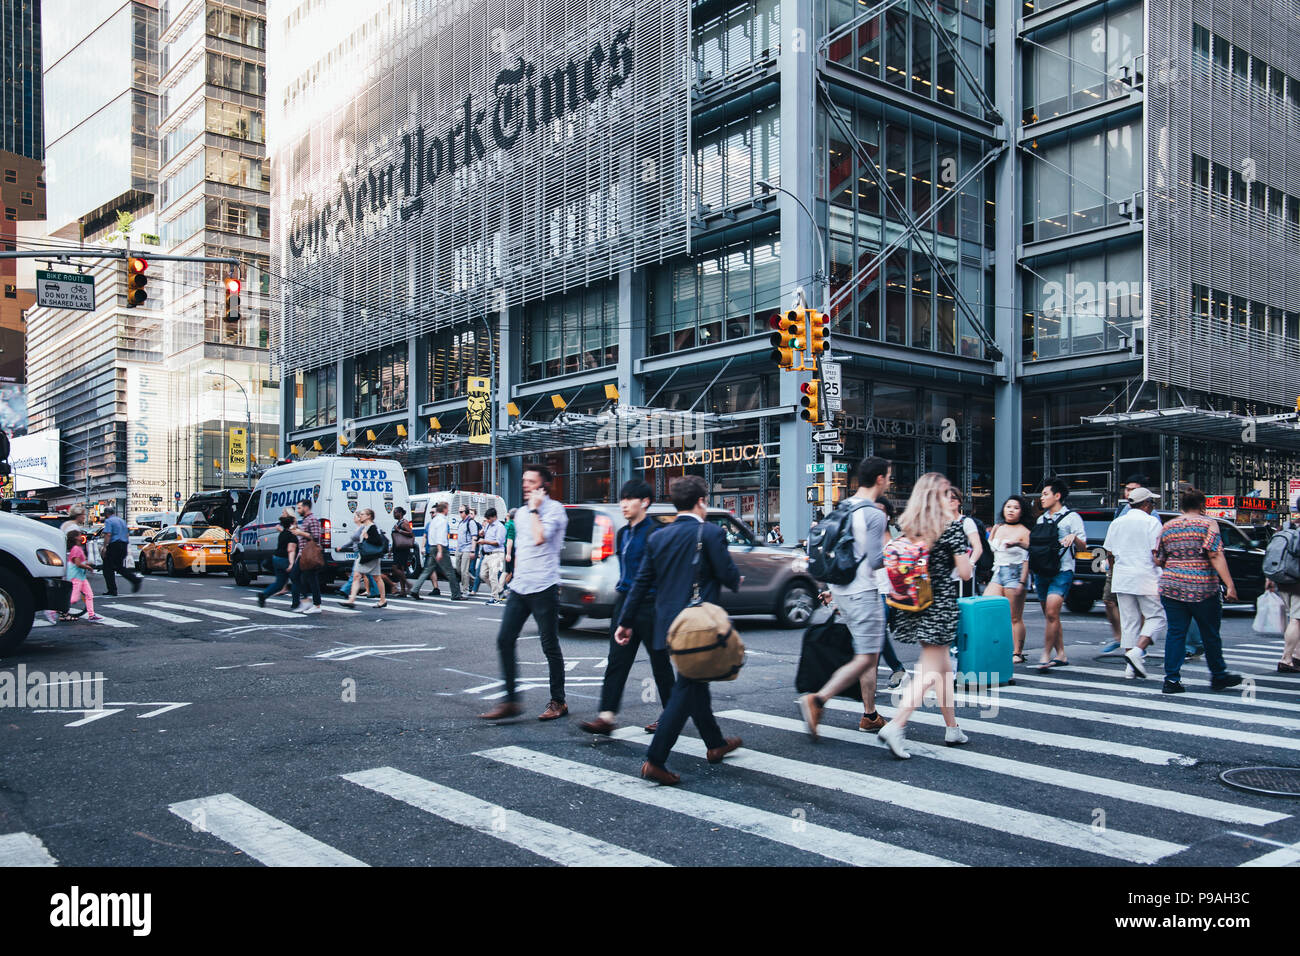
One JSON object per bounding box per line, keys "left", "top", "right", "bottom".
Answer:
{"left": 1102, "top": 487, "right": 1166, "bottom": 678}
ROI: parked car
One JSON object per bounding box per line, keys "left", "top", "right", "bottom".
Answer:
{"left": 1065, "top": 509, "right": 1269, "bottom": 613}
{"left": 556, "top": 503, "right": 820, "bottom": 630}
{"left": 0, "top": 511, "right": 72, "bottom": 655}
{"left": 137, "top": 525, "right": 232, "bottom": 575}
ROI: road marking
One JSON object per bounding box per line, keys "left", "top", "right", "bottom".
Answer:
{"left": 818, "top": 698, "right": 1198, "bottom": 765}
{"left": 1011, "top": 671, "right": 1300, "bottom": 712}
{"left": 342, "top": 767, "right": 668, "bottom": 867}
{"left": 309, "top": 644, "right": 444, "bottom": 661}
{"left": 147, "top": 601, "right": 246, "bottom": 622}
{"left": 0, "top": 832, "right": 57, "bottom": 866}
{"left": 720, "top": 710, "right": 1286, "bottom": 827}
{"left": 885, "top": 688, "right": 1300, "bottom": 752}
{"left": 99, "top": 605, "right": 200, "bottom": 624}
{"left": 1239, "top": 838, "right": 1300, "bottom": 867}
{"left": 324, "top": 598, "right": 446, "bottom": 617}
{"left": 168, "top": 793, "right": 367, "bottom": 867}
{"left": 215, "top": 662, "right": 277, "bottom": 669}
{"left": 477, "top": 746, "right": 961, "bottom": 867}
{"left": 608, "top": 730, "right": 1185, "bottom": 864}
{"left": 208, "top": 599, "right": 305, "bottom": 620}
{"left": 1047, "top": 663, "right": 1300, "bottom": 696}
{"left": 992, "top": 682, "right": 1300, "bottom": 730}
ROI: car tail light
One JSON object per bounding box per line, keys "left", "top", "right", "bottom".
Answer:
{"left": 181, "top": 544, "right": 198, "bottom": 552}
{"left": 321, "top": 518, "right": 332, "bottom": 547}
{"left": 593, "top": 514, "right": 615, "bottom": 561}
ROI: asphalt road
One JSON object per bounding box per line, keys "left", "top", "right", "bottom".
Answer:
{"left": 2, "top": 571, "right": 1299, "bottom": 868}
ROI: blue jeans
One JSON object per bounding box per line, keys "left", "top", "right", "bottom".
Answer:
{"left": 259, "top": 556, "right": 290, "bottom": 599}
{"left": 1162, "top": 594, "right": 1229, "bottom": 682}
{"left": 646, "top": 672, "right": 726, "bottom": 769}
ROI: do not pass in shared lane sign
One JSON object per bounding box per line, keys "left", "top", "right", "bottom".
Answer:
{"left": 36, "top": 270, "right": 95, "bottom": 311}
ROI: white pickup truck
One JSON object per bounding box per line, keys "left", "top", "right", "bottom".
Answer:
{"left": 0, "top": 511, "right": 74, "bottom": 655}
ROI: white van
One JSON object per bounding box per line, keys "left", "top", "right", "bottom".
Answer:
{"left": 408, "top": 490, "right": 508, "bottom": 552}
{"left": 230, "top": 456, "right": 410, "bottom": 585}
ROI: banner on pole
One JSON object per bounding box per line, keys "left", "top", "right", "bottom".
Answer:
{"left": 228, "top": 428, "right": 248, "bottom": 474}
{"left": 467, "top": 377, "right": 491, "bottom": 445}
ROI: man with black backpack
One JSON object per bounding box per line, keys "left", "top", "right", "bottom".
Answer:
{"left": 1030, "top": 479, "right": 1087, "bottom": 671}
{"left": 799, "top": 456, "right": 892, "bottom": 738}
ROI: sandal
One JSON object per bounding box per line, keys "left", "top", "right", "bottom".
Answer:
{"left": 1012, "top": 654, "right": 1027, "bottom": 664}
{"left": 1038, "top": 658, "right": 1069, "bottom": 671}
{"left": 373, "top": 601, "right": 388, "bottom": 609}
{"left": 340, "top": 601, "right": 356, "bottom": 609}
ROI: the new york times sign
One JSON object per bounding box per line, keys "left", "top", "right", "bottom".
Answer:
{"left": 274, "top": 0, "right": 689, "bottom": 372}
{"left": 289, "top": 29, "right": 633, "bottom": 259}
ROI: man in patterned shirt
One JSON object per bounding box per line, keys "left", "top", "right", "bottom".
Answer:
{"left": 291, "top": 498, "right": 324, "bottom": 614}
{"left": 1155, "top": 487, "right": 1241, "bottom": 694}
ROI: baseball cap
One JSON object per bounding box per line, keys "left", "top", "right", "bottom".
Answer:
{"left": 1127, "top": 487, "right": 1157, "bottom": 505}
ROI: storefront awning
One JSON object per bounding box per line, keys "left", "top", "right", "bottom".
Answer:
{"left": 1084, "top": 406, "right": 1300, "bottom": 452}
{"left": 371, "top": 406, "right": 736, "bottom": 468}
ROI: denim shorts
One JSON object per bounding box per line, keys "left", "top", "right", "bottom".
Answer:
{"left": 1035, "top": 569, "right": 1074, "bottom": 603}
{"left": 993, "top": 563, "right": 1025, "bottom": 590}
{"left": 835, "top": 589, "right": 886, "bottom": 655}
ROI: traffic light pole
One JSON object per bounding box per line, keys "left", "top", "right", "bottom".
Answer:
{"left": 0, "top": 248, "right": 242, "bottom": 277}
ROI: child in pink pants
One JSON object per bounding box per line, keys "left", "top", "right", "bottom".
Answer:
{"left": 66, "top": 529, "right": 102, "bottom": 622}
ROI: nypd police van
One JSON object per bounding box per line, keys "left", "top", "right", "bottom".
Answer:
{"left": 229, "top": 456, "right": 409, "bottom": 585}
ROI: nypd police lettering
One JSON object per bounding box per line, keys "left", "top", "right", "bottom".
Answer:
{"left": 289, "top": 26, "right": 633, "bottom": 259}
{"left": 341, "top": 468, "right": 394, "bottom": 493}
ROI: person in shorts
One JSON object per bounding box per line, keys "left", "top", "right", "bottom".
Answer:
{"left": 799, "top": 456, "right": 893, "bottom": 738}
{"left": 1034, "top": 479, "right": 1086, "bottom": 671}
{"left": 984, "top": 496, "right": 1031, "bottom": 663}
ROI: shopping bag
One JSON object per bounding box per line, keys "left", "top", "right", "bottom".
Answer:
{"left": 1252, "top": 591, "right": 1287, "bottom": 636}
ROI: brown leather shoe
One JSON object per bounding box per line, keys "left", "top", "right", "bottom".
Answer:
{"left": 579, "top": 716, "right": 615, "bottom": 735}
{"left": 644, "top": 721, "right": 658, "bottom": 734}
{"left": 799, "top": 693, "right": 823, "bottom": 740}
{"left": 859, "top": 713, "right": 886, "bottom": 732}
{"left": 478, "top": 702, "right": 523, "bottom": 720}
{"left": 1278, "top": 660, "right": 1300, "bottom": 673}
{"left": 706, "top": 736, "right": 743, "bottom": 764}
{"left": 538, "top": 699, "right": 568, "bottom": 721}
{"left": 640, "top": 761, "right": 680, "bottom": 785}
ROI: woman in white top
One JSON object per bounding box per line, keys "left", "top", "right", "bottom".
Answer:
{"left": 983, "top": 496, "right": 1031, "bottom": 663}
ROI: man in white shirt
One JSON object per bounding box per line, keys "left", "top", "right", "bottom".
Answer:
{"left": 410, "top": 501, "right": 463, "bottom": 600}
{"left": 455, "top": 506, "right": 481, "bottom": 595}
{"left": 1102, "top": 487, "right": 1166, "bottom": 678}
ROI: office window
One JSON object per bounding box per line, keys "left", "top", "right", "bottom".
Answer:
{"left": 1192, "top": 24, "right": 1210, "bottom": 57}
{"left": 426, "top": 323, "right": 492, "bottom": 403}
{"left": 353, "top": 344, "right": 408, "bottom": 418}
{"left": 1192, "top": 154, "right": 1209, "bottom": 189}
{"left": 294, "top": 367, "right": 337, "bottom": 429}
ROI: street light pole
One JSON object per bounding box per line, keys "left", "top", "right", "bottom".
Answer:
{"left": 757, "top": 179, "right": 835, "bottom": 513}
{"left": 206, "top": 370, "right": 253, "bottom": 489}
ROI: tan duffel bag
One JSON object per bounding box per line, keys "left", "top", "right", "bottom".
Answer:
{"left": 667, "top": 601, "right": 746, "bottom": 681}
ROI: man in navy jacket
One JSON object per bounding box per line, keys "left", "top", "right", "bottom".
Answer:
{"left": 616, "top": 474, "right": 742, "bottom": 785}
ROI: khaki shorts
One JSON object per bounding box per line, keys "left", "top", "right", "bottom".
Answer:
{"left": 1285, "top": 590, "right": 1300, "bottom": 621}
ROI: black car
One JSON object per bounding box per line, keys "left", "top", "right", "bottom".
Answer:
{"left": 1063, "top": 509, "right": 1268, "bottom": 614}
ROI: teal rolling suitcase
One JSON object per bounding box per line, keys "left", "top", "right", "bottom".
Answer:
{"left": 956, "top": 595, "right": 1014, "bottom": 687}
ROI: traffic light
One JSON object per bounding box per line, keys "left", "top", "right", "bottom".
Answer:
{"left": 768, "top": 310, "right": 805, "bottom": 368}
{"left": 800, "top": 378, "right": 822, "bottom": 423}
{"left": 223, "top": 276, "right": 241, "bottom": 323}
{"left": 126, "top": 257, "right": 148, "bottom": 307}
{"left": 805, "top": 309, "right": 829, "bottom": 357}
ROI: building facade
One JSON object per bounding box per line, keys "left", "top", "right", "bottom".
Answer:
{"left": 155, "top": 0, "right": 277, "bottom": 498}
{"left": 270, "top": 0, "right": 1300, "bottom": 531}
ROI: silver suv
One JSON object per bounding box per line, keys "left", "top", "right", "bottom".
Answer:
{"left": 557, "top": 504, "right": 819, "bottom": 630}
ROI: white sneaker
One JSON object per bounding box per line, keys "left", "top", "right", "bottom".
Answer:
{"left": 1124, "top": 663, "right": 1136, "bottom": 679}
{"left": 302, "top": 605, "right": 322, "bottom": 615}
{"left": 292, "top": 601, "right": 308, "bottom": 613}
{"left": 877, "top": 721, "right": 910, "bottom": 759}
{"left": 1124, "top": 647, "right": 1148, "bottom": 679}
{"left": 944, "top": 725, "right": 969, "bottom": 746}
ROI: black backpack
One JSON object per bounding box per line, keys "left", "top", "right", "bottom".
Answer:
{"left": 1028, "top": 509, "right": 1070, "bottom": 578}
{"left": 970, "top": 517, "right": 995, "bottom": 582}
{"left": 806, "top": 498, "right": 874, "bottom": 585}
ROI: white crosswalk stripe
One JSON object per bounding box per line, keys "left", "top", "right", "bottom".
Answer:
{"left": 718, "top": 710, "right": 1286, "bottom": 826}
{"left": 606, "top": 730, "right": 1185, "bottom": 864}
{"left": 147, "top": 601, "right": 246, "bottom": 621}
{"left": 342, "top": 767, "right": 668, "bottom": 866}
{"left": 99, "top": 604, "right": 201, "bottom": 624}
{"left": 477, "top": 745, "right": 962, "bottom": 866}
{"left": 1239, "top": 839, "right": 1300, "bottom": 867}
{"left": 1012, "top": 670, "right": 1300, "bottom": 711}
{"left": 168, "top": 793, "right": 366, "bottom": 866}
{"left": 0, "top": 832, "right": 58, "bottom": 866}
{"left": 1051, "top": 663, "right": 1300, "bottom": 696}
{"left": 211, "top": 599, "right": 307, "bottom": 619}
{"left": 994, "top": 682, "right": 1300, "bottom": 728}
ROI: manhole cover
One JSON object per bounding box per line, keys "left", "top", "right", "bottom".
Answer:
{"left": 1220, "top": 766, "right": 1300, "bottom": 797}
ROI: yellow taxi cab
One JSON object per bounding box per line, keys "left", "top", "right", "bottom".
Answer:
{"left": 138, "top": 525, "right": 232, "bottom": 575}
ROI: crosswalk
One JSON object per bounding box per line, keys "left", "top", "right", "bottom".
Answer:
{"left": 8, "top": 650, "right": 1298, "bottom": 867}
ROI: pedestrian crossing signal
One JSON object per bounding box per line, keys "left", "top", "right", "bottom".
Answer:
{"left": 126, "top": 257, "right": 148, "bottom": 307}
{"left": 800, "top": 379, "right": 822, "bottom": 424}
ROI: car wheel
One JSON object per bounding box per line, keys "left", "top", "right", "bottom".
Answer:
{"left": 777, "top": 580, "right": 817, "bottom": 629}
{"left": 233, "top": 562, "right": 252, "bottom": 587}
{"left": 165, "top": 555, "right": 178, "bottom": 576}
{"left": 557, "top": 611, "right": 580, "bottom": 630}
{"left": 1065, "top": 593, "right": 1094, "bottom": 614}
{"left": 0, "top": 567, "right": 35, "bottom": 657}
{"left": 138, "top": 555, "right": 152, "bottom": 574}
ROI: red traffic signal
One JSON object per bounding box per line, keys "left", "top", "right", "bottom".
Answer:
{"left": 126, "top": 257, "right": 148, "bottom": 307}
{"left": 224, "top": 277, "right": 241, "bottom": 295}
{"left": 223, "top": 276, "right": 241, "bottom": 322}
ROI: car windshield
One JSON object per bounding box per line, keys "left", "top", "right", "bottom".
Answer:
{"left": 1081, "top": 520, "right": 1111, "bottom": 546}
{"left": 564, "top": 509, "right": 596, "bottom": 542}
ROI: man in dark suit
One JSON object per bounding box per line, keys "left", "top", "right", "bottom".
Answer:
{"left": 616, "top": 474, "right": 742, "bottom": 785}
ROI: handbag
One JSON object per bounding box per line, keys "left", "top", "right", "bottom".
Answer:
{"left": 794, "top": 609, "right": 860, "bottom": 700}
{"left": 358, "top": 526, "right": 387, "bottom": 561}
{"left": 391, "top": 520, "right": 414, "bottom": 549}
{"left": 666, "top": 523, "right": 746, "bottom": 682}
{"left": 298, "top": 538, "right": 325, "bottom": 571}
